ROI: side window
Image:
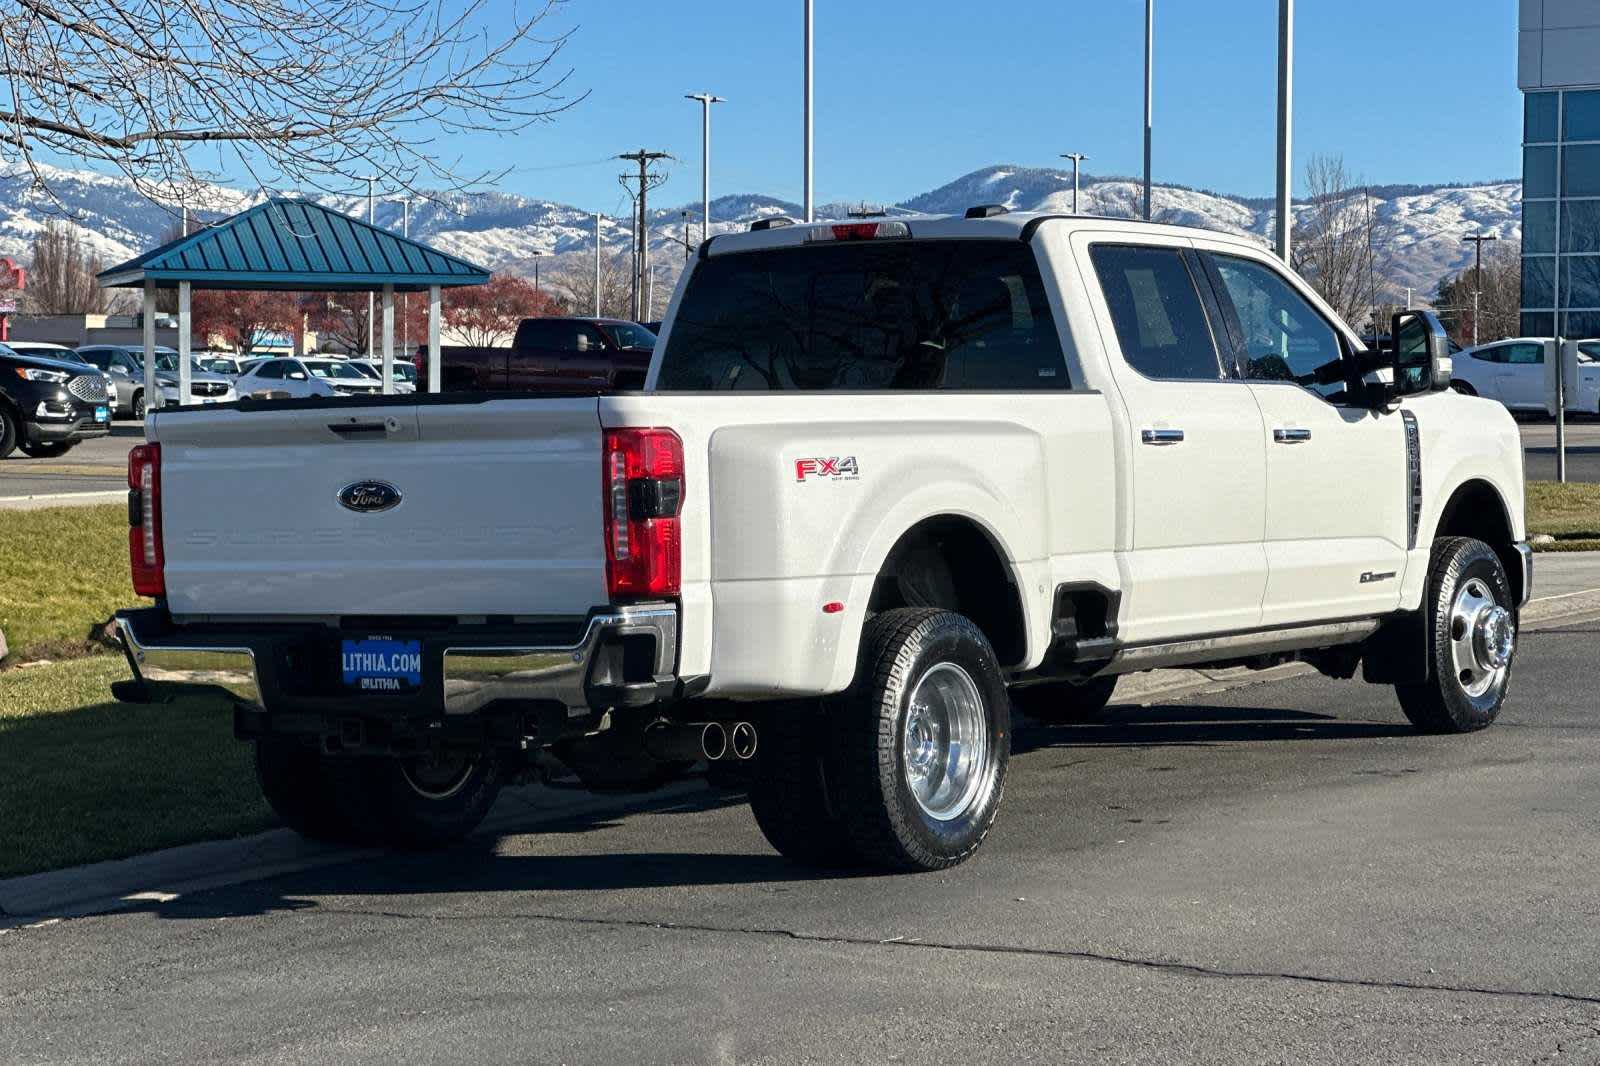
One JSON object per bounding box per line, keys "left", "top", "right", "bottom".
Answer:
{"left": 1505, "top": 343, "right": 1544, "bottom": 365}
{"left": 1471, "top": 346, "right": 1505, "bottom": 363}
{"left": 576, "top": 325, "right": 609, "bottom": 352}
{"left": 256, "top": 360, "right": 284, "bottom": 380}
{"left": 1208, "top": 254, "right": 1345, "bottom": 395}
{"left": 518, "top": 321, "right": 557, "bottom": 349}
{"left": 1088, "top": 244, "right": 1222, "bottom": 381}
{"left": 81, "top": 350, "right": 108, "bottom": 370}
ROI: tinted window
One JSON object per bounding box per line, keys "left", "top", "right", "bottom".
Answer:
{"left": 79, "top": 349, "right": 109, "bottom": 369}
{"left": 1505, "top": 343, "right": 1544, "bottom": 365}
{"left": 1089, "top": 245, "right": 1220, "bottom": 381}
{"left": 605, "top": 322, "right": 657, "bottom": 350}
{"left": 256, "top": 360, "right": 284, "bottom": 379}
{"left": 657, "top": 240, "right": 1067, "bottom": 391}
{"left": 516, "top": 320, "right": 559, "bottom": 348}
{"left": 1470, "top": 346, "right": 1505, "bottom": 363}
{"left": 1210, "top": 254, "right": 1344, "bottom": 392}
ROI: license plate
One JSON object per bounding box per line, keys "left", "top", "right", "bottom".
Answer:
{"left": 94, "top": 406, "right": 109, "bottom": 422}
{"left": 341, "top": 637, "right": 422, "bottom": 692}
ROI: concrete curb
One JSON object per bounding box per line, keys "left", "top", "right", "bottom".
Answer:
{"left": 4, "top": 587, "right": 1598, "bottom": 927}
{"left": 0, "top": 489, "right": 126, "bottom": 511}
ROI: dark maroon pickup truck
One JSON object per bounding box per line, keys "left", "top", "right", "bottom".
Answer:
{"left": 428, "top": 317, "right": 657, "bottom": 392}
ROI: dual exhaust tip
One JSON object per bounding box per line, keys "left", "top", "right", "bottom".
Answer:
{"left": 644, "top": 719, "right": 757, "bottom": 763}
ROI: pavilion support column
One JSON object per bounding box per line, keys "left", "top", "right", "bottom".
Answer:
{"left": 177, "top": 280, "right": 192, "bottom": 406}
{"left": 142, "top": 281, "right": 158, "bottom": 414}
{"left": 381, "top": 283, "right": 395, "bottom": 395}
{"left": 428, "top": 285, "right": 441, "bottom": 394}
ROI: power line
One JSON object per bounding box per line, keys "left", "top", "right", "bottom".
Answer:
{"left": 618, "top": 149, "right": 669, "bottom": 321}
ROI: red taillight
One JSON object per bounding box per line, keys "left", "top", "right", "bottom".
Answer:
{"left": 810, "top": 221, "right": 910, "bottom": 242}
{"left": 128, "top": 443, "right": 164, "bottom": 597}
{"left": 603, "top": 428, "right": 683, "bottom": 598}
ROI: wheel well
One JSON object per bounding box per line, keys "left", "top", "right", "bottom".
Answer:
{"left": 1435, "top": 480, "right": 1522, "bottom": 603}
{"left": 867, "top": 516, "right": 1027, "bottom": 666}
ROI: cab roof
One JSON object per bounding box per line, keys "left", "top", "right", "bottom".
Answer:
{"left": 699, "top": 211, "right": 1260, "bottom": 258}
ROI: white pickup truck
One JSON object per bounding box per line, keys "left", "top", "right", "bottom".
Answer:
{"left": 114, "top": 210, "right": 1531, "bottom": 872}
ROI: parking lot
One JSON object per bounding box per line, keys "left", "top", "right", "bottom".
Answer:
{"left": 4, "top": 612, "right": 1599, "bottom": 1064}
{"left": 4, "top": 419, "right": 1598, "bottom": 505}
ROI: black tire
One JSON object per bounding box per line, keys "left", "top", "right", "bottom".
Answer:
{"left": 1010, "top": 675, "right": 1118, "bottom": 725}
{"left": 747, "top": 701, "right": 860, "bottom": 868}
{"left": 826, "top": 607, "right": 1009, "bottom": 872}
{"left": 0, "top": 405, "right": 17, "bottom": 459}
{"left": 131, "top": 391, "right": 146, "bottom": 420}
{"left": 1395, "top": 536, "right": 1516, "bottom": 734}
{"left": 253, "top": 738, "right": 361, "bottom": 843}
{"left": 1450, "top": 381, "right": 1477, "bottom": 397}
{"left": 16, "top": 439, "right": 73, "bottom": 459}
{"left": 327, "top": 752, "right": 504, "bottom": 848}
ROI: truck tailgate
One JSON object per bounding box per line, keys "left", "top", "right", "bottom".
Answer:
{"left": 152, "top": 397, "right": 605, "bottom": 618}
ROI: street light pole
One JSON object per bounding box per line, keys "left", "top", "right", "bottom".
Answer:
{"left": 533, "top": 251, "right": 542, "bottom": 293}
{"left": 803, "top": 0, "right": 814, "bottom": 222}
{"left": 361, "top": 175, "right": 377, "bottom": 355}
{"left": 1143, "top": 0, "right": 1153, "bottom": 221}
{"left": 1461, "top": 233, "right": 1499, "bottom": 347}
{"left": 1060, "top": 153, "right": 1088, "bottom": 214}
{"left": 1274, "top": 0, "right": 1293, "bottom": 263}
{"left": 685, "top": 92, "right": 725, "bottom": 246}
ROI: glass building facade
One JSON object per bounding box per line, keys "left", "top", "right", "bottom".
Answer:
{"left": 1523, "top": 89, "right": 1600, "bottom": 339}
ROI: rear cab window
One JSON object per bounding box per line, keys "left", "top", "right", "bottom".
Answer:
{"left": 655, "top": 239, "right": 1068, "bottom": 391}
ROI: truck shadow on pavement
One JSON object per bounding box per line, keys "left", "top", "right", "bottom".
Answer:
{"left": 107, "top": 701, "right": 1425, "bottom": 924}
{"left": 1010, "top": 702, "right": 1416, "bottom": 755}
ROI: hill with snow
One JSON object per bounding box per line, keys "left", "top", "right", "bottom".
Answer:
{"left": 0, "top": 162, "right": 1519, "bottom": 308}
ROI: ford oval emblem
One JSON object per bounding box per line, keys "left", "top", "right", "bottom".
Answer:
{"left": 337, "top": 480, "right": 402, "bottom": 513}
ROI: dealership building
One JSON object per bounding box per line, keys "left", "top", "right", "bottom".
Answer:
{"left": 1520, "top": 0, "right": 1600, "bottom": 337}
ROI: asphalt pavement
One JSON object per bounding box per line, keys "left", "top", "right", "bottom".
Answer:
{"left": 1520, "top": 420, "right": 1600, "bottom": 483}
{"left": 4, "top": 612, "right": 1599, "bottom": 1065}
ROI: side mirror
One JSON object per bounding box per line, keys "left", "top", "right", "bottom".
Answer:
{"left": 111, "top": 365, "right": 129, "bottom": 375}
{"left": 288, "top": 371, "right": 308, "bottom": 380}
{"left": 1388, "top": 309, "right": 1452, "bottom": 398}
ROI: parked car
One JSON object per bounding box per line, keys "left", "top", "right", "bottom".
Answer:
{"left": 0, "top": 342, "right": 112, "bottom": 458}
{"left": 437, "top": 317, "right": 657, "bottom": 391}
{"left": 196, "top": 353, "right": 250, "bottom": 377}
{"left": 115, "top": 212, "right": 1528, "bottom": 872}
{"left": 1450, "top": 337, "right": 1600, "bottom": 414}
{"left": 348, "top": 358, "right": 418, "bottom": 393}
{"left": 77, "top": 345, "right": 236, "bottom": 417}
{"left": 233, "top": 356, "right": 388, "bottom": 399}
{"left": 7, "top": 342, "right": 117, "bottom": 411}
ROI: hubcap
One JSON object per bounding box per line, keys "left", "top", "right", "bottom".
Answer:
{"left": 1449, "top": 577, "right": 1513, "bottom": 699}
{"left": 901, "top": 662, "right": 991, "bottom": 822}
{"left": 400, "top": 752, "right": 477, "bottom": 800}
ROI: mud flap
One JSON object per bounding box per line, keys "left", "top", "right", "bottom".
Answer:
{"left": 1362, "top": 609, "right": 1429, "bottom": 684}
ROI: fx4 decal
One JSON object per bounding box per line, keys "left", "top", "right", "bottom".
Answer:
{"left": 795, "top": 456, "right": 860, "bottom": 482}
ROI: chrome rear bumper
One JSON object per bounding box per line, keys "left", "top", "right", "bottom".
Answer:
{"left": 115, "top": 604, "right": 679, "bottom": 716}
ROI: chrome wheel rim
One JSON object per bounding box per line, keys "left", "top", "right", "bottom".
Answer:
{"left": 901, "top": 662, "right": 991, "bottom": 822}
{"left": 1448, "top": 577, "right": 1513, "bottom": 699}
{"left": 400, "top": 752, "right": 477, "bottom": 800}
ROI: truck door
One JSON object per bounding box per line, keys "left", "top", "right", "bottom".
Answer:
{"left": 1198, "top": 248, "right": 1408, "bottom": 625}
{"left": 1078, "top": 236, "right": 1269, "bottom": 643}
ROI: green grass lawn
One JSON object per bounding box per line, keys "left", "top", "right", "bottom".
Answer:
{"left": 0, "top": 504, "right": 135, "bottom": 662}
{"left": 0, "top": 657, "right": 271, "bottom": 878}
{"left": 1526, "top": 480, "right": 1600, "bottom": 551}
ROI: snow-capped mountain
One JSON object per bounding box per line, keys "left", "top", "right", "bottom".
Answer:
{"left": 0, "top": 161, "right": 1519, "bottom": 304}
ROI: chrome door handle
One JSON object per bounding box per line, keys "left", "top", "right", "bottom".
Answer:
{"left": 1273, "top": 427, "right": 1312, "bottom": 444}
{"left": 1141, "top": 428, "right": 1185, "bottom": 446}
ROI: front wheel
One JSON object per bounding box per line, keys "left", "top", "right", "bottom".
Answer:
{"left": 1395, "top": 536, "right": 1516, "bottom": 733}
{"left": 131, "top": 391, "right": 146, "bottom": 420}
{"left": 826, "top": 608, "right": 1009, "bottom": 872}
{"left": 0, "top": 406, "right": 16, "bottom": 459}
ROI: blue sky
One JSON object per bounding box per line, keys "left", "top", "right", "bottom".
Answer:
{"left": 105, "top": 0, "right": 1523, "bottom": 213}
{"left": 489, "top": 0, "right": 1521, "bottom": 214}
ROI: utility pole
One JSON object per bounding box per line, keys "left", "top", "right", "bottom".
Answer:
{"left": 1143, "top": 0, "right": 1153, "bottom": 221}
{"left": 593, "top": 213, "right": 602, "bottom": 317}
{"left": 1060, "top": 153, "right": 1088, "bottom": 214}
{"left": 1274, "top": 0, "right": 1293, "bottom": 262}
{"left": 1461, "top": 233, "right": 1499, "bottom": 346}
{"left": 360, "top": 175, "right": 377, "bottom": 355}
{"left": 394, "top": 197, "right": 418, "bottom": 358}
{"left": 532, "top": 251, "right": 542, "bottom": 293}
{"left": 618, "top": 150, "right": 669, "bottom": 321}
{"left": 682, "top": 211, "right": 691, "bottom": 262}
{"left": 803, "top": 0, "right": 814, "bottom": 222}
{"left": 685, "top": 92, "right": 725, "bottom": 246}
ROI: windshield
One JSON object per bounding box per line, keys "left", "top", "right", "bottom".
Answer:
{"left": 304, "top": 360, "right": 373, "bottom": 380}
{"left": 603, "top": 322, "right": 657, "bottom": 351}
{"left": 1578, "top": 341, "right": 1600, "bottom": 363}
{"left": 200, "top": 358, "right": 236, "bottom": 373}
{"left": 153, "top": 354, "right": 209, "bottom": 373}
{"left": 656, "top": 240, "right": 1067, "bottom": 391}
